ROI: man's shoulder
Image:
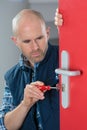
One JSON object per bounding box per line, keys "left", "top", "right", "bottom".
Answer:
{"left": 49, "top": 43, "right": 58, "bottom": 49}
{"left": 49, "top": 43, "right": 59, "bottom": 56}
{"left": 49, "top": 43, "right": 59, "bottom": 53}
{"left": 4, "top": 63, "right": 20, "bottom": 81}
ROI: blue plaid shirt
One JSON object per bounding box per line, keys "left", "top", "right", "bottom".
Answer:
{"left": 0, "top": 85, "right": 15, "bottom": 129}
{"left": 0, "top": 54, "right": 29, "bottom": 129}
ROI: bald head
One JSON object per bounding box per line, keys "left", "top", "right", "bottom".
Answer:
{"left": 12, "top": 9, "right": 46, "bottom": 36}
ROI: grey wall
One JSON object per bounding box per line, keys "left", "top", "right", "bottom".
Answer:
{"left": 0, "top": 0, "right": 29, "bottom": 105}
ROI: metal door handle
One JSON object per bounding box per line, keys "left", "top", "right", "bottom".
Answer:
{"left": 55, "top": 51, "right": 81, "bottom": 108}
{"left": 55, "top": 68, "right": 80, "bottom": 76}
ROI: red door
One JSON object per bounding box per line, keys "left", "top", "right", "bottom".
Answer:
{"left": 56, "top": 0, "right": 87, "bottom": 130}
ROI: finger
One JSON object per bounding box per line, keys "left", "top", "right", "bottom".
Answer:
{"left": 25, "top": 84, "right": 45, "bottom": 99}
{"left": 56, "top": 8, "right": 58, "bottom": 14}
{"left": 58, "top": 19, "right": 63, "bottom": 26}
{"left": 31, "top": 81, "right": 44, "bottom": 86}
{"left": 54, "top": 17, "right": 63, "bottom": 26}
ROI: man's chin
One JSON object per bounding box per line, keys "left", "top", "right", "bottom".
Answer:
{"left": 33, "top": 57, "right": 44, "bottom": 64}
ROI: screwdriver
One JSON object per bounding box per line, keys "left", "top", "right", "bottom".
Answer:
{"left": 36, "top": 85, "right": 58, "bottom": 91}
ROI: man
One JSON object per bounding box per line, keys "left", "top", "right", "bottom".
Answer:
{"left": 0, "top": 9, "right": 63, "bottom": 130}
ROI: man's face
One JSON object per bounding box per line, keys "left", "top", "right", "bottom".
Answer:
{"left": 13, "top": 18, "right": 50, "bottom": 66}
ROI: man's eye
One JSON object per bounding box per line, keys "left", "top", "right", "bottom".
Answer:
{"left": 37, "top": 36, "right": 43, "bottom": 40}
{"left": 23, "top": 40, "right": 31, "bottom": 44}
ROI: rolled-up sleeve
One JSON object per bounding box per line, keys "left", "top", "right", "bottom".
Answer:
{"left": 0, "top": 85, "right": 15, "bottom": 129}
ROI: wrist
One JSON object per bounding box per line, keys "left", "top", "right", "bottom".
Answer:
{"left": 21, "top": 100, "right": 31, "bottom": 111}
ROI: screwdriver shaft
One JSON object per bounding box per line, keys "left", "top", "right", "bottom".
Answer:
{"left": 50, "top": 87, "right": 57, "bottom": 89}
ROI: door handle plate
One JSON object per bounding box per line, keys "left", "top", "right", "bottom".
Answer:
{"left": 55, "top": 51, "right": 81, "bottom": 108}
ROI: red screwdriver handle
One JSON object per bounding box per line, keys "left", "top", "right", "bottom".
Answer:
{"left": 37, "top": 85, "right": 51, "bottom": 91}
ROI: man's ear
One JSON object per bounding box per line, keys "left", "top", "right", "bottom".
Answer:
{"left": 11, "top": 36, "right": 18, "bottom": 45}
{"left": 11, "top": 36, "right": 21, "bottom": 51}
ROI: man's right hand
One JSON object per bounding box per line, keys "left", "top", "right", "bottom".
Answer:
{"left": 23, "top": 81, "right": 45, "bottom": 108}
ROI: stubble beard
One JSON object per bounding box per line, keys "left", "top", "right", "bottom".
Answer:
{"left": 29, "top": 49, "right": 46, "bottom": 64}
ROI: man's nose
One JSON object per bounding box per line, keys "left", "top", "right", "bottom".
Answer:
{"left": 32, "top": 40, "right": 39, "bottom": 50}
